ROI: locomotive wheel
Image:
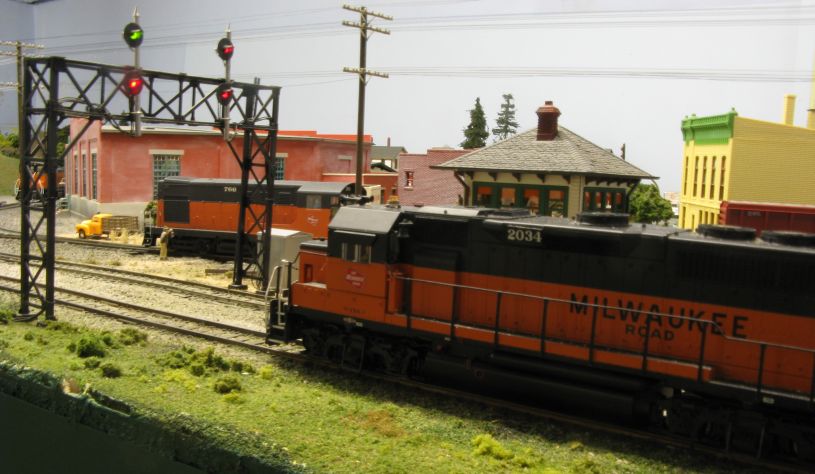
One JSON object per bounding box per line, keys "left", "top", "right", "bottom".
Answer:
{"left": 78, "top": 229, "right": 86, "bottom": 239}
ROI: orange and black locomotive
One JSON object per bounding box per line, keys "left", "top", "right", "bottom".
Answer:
{"left": 144, "top": 177, "right": 356, "bottom": 255}
{"left": 270, "top": 204, "right": 815, "bottom": 460}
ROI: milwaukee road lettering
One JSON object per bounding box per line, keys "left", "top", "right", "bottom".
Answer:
{"left": 569, "top": 293, "right": 750, "bottom": 340}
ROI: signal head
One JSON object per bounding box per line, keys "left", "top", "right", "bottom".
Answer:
{"left": 122, "top": 70, "right": 144, "bottom": 97}
{"left": 216, "top": 37, "right": 235, "bottom": 61}
{"left": 216, "top": 82, "right": 233, "bottom": 105}
{"left": 123, "top": 22, "right": 144, "bottom": 48}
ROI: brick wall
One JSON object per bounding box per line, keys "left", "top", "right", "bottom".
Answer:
{"left": 397, "top": 149, "right": 469, "bottom": 206}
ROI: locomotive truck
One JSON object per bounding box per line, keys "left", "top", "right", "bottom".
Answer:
{"left": 268, "top": 204, "right": 815, "bottom": 462}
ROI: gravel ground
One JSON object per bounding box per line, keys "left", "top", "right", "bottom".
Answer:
{"left": 0, "top": 199, "right": 268, "bottom": 332}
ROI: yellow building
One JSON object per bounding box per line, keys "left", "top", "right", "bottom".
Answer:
{"left": 679, "top": 97, "right": 815, "bottom": 230}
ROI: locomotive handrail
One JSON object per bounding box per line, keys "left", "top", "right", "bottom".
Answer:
{"left": 395, "top": 275, "right": 815, "bottom": 355}
{"left": 396, "top": 275, "right": 815, "bottom": 402}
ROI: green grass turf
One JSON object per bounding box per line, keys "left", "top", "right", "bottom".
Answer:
{"left": 0, "top": 299, "right": 757, "bottom": 473}
{"left": 0, "top": 152, "right": 18, "bottom": 196}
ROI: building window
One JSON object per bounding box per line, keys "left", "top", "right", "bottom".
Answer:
{"left": 682, "top": 156, "right": 688, "bottom": 195}
{"left": 710, "top": 157, "right": 717, "bottom": 199}
{"left": 91, "top": 151, "right": 98, "bottom": 200}
{"left": 693, "top": 156, "right": 699, "bottom": 197}
{"left": 523, "top": 189, "right": 540, "bottom": 214}
{"left": 81, "top": 152, "right": 87, "bottom": 197}
{"left": 71, "top": 153, "right": 77, "bottom": 194}
{"left": 547, "top": 189, "right": 565, "bottom": 216}
{"left": 476, "top": 185, "right": 493, "bottom": 206}
{"left": 719, "top": 156, "right": 726, "bottom": 200}
{"left": 500, "top": 187, "right": 516, "bottom": 208}
{"left": 583, "top": 188, "right": 626, "bottom": 213}
{"left": 700, "top": 156, "right": 707, "bottom": 198}
{"left": 404, "top": 170, "right": 414, "bottom": 188}
{"left": 152, "top": 154, "right": 181, "bottom": 199}
{"left": 275, "top": 157, "right": 285, "bottom": 180}
{"left": 474, "top": 182, "right": 568, "bottom": 216}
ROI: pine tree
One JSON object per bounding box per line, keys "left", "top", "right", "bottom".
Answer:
{"left": 460, "top": 97, "right": 489, "bottom": 149}
{"left": 492, "top": 93, "right": 518, "bottom": 141}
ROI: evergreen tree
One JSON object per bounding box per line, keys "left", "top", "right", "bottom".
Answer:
{"left": 628, "top": 184, "right": 674, "bottom": 224}
{"left": 460, "top": 97, "right": 489, "bottom": 149}
{"left": 492, "top": 93, "right": 519, "bottom": 141}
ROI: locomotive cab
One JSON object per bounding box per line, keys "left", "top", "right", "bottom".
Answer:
{"left": 281, "top": 206, "right": 404, "bottom": 343}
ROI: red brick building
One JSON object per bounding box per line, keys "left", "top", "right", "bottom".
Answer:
{"left": 66, "top": 119, "right": 397, "bottom": 218}
{"left": 397, "top": 147, "right": 469, "bottom": 206}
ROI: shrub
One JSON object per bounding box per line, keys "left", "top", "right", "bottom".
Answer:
{"left": 156, "top": 350, "right": 191, "bottom": 369}
{"left": 100, "top": 363, "right": 122, "bottom": 378}
{"left": 222, "top": 392, "right": 244, "bottom": 404}
{"left": 42, "top": 320, "right": 79, "bottom": 333}
{"left": 100, "top": 332, "right": 118, "bottom": 347}
{"left": 189, "top": 363, "right": 205, "bottom": 377}
{"left": 83, "top": 357, "right": 101, "bottom": 369}
{"left": 213, "top": 375, "right": 242, "bottom": 394}
{"left": 23, "top": 332, "right": 34, "bottom": 341}
{"left": 472, "top": 434, "right": 513, "bottom": 461}
{"left": 71, "top": 336, "right": 106, "bottom": 358}
{"left": 0, "top": 309, "right": 11, "bottom": 324}
{"left": 36, "top": 335, "right": 49, "bottom": 346}
{"left": 229, "top": 359, "right": 255, "bottom": 374}
{"left": 119, "top": 328, "right": 148, "bottom": 346}
{"left": 195, "top": 347, "right": 229, "bottom": 371}
{"left": 258, "top": 366, "right": 275, "bottom": 380}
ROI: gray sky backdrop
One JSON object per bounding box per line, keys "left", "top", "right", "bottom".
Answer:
{"left": 1, "top": 0, "right": 813, "bottom": 193}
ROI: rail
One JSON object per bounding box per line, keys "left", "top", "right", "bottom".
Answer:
{"left": 396, "top": 275, "right": 815, "bottom": 404}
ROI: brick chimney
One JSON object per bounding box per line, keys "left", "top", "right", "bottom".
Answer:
{"left": 536, "top": 101, "right": 561, "bottom": 141}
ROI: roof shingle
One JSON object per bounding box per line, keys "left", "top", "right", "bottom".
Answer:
{"left": 433, "top": 127, "right": 656, "bottom": 179}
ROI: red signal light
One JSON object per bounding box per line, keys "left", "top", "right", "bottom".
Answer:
{"left": 216, "top": 83, "right": 233, "bottom": 105}
{"left": 122, "top": 70, "right": 144, "bottom": 97}
{"left": 217, "top": 38, "right": 235, "bottom": 61}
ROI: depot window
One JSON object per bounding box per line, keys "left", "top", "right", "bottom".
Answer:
{"left": 583, "top": 188, "right": 627, "bottom": 212}
{"left": 473, "top": 182, "right": 569, "bottom": 216}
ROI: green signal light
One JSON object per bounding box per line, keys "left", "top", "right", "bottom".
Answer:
{"left": 123, "top": 22, "right": 144, "bottom": 48}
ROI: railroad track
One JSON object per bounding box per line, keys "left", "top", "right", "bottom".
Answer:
{"left": 0, "top": 252, "right": 266, "bottom": 310}
{"left": 0, "top": 276, "right": 805, "bottom": 472}
{"left": 0, "top": 230, "right": 158, "bottom": 255}
{"left": 0, "top": 275, "right": 277, "bottom": 353}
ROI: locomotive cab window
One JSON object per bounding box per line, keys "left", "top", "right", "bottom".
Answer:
{"left": 341, "top": 242, "right": 372, "bottom": 264}
{"left": 330, "top": 196, "right": 341, "bottom": 217}
{"left": 305, "top": 194, "right": 322, "bottom": 209}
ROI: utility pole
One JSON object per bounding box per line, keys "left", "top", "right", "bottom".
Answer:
{"left": 0, "top": 40, "right": 44, "bottom": 160}
{"left": 342, "top": 4, "right": 391, "bottom": 195}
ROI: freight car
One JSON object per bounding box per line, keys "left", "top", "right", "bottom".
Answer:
{"left": 720, "top": 200, "right": 815, "bottom": 235}
{"left": 143, "top": 177, "right": 358, "bottom": 256}
{"left": 269, "top": 205, "right": 815, "bottom": 461}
